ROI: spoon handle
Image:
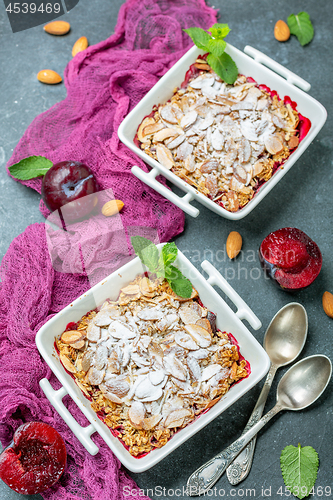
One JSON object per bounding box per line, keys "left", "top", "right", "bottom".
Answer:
{"left": 186, "top": 402, "right": 283, "bottom": 497}
{"left": 226, "top": 363, "right": 278, "bottom": 485}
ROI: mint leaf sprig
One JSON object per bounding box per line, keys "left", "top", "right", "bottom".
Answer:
{"left": 131, "top": 236, "right": 192, "bottom": 298}
{"left": 184, "top": 23, "right": 238, "bottom": 85}
{"left": 287, "top": 12, "right": 314, "bottom": 46}
{"left": 280, "top": 443, "right": 319, "bottom": 499}
{"left": 8, "top": 155, "right": 52, "bottom": 180}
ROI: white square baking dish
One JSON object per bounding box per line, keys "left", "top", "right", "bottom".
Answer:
{"left": 118, "top": 45, "right": 327, "bottom": 219}
{"left": 36, "top": 245, "right": 270, "bottom": 472}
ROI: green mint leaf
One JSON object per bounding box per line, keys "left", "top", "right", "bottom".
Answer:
{"left": 208, "top": 23, "right": 231, "bottom": 40}
{"left": 287, "top": 12, "right": 314, "bottom": 46}
{"left": 131, "top": 237, "right": 193, "bottom": 298}
{"left": 8, "top": 156, "right": 52, "bottom": 181}
{"left": 165, "top": 265, "right": 192, "bottom": 298}
{"left": 162, "top": 242, "right": 178, "bottom": 267}
{"left": 131, "top": 236, "right": 159, "bottom": 273}
{"left": 280, "top": 444, "right": 319, "bottom": 499}
{"left": 207, "top": 38, "right": 226, "bottom": 57}
{"left": 207, "top": 52, "right": 238, "bottom": 84}
{"left": 183, "top": 27, "right": 211, "bottom": 51}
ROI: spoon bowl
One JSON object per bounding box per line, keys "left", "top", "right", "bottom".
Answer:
{"left": 264, "top": 302, "right": 308, "bottom": 367}
{"left": 226, "top": 302, "right": 308, "bottom": 485}
{"left": 187, "top": 354, "right": 332, "bottom": 496}
{"left": 277, "top": 354, "right": 332, "bottom": 410}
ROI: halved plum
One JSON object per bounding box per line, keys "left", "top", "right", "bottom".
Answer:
{"left": 0, "top": 422, "right": 66, "bottom": 495}
{"left": 259, "top": 227, "right": 322, "bottom": 291}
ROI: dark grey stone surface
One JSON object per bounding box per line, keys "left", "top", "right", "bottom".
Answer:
{"left": 0, "top": 0, "right": 332, "bottom": 499}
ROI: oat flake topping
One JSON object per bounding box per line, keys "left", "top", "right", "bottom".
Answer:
{"left": 136, "top": 57, "right": 301, "bottom": 212}
{"left": 56, "top": 275, "right": 248, "bottom": 456}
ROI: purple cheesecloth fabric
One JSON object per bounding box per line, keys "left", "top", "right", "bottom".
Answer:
{"left": 0, "top": 0, "right": 217, "bottom": 499}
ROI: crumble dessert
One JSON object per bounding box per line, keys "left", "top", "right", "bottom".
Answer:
{"left": 56, "top": 275, "right": 249, "bottom": 457}
{"left": 135, "top": 56, "right": 309, "bottom": 212}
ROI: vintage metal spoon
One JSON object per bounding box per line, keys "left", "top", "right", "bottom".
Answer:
{"left": 187, "top": 354, "right": 332, "bottom": 496}
{"left": 226, "top": 302, "right": 308, "bottom": 485}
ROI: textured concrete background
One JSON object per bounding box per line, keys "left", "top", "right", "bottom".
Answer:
{"left": 0, "top": 0, "right": 332, "bottom": 499}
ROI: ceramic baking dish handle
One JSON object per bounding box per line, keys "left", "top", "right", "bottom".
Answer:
{"left": 40, "top": 378, "right": 99, "bottom": 455}
{"left": 244, "top": 46, "right": 311, "bottom": 92}
{"left": 201, "top": 260, "right": 261, "bottom": 330}
{"left": 131, "top": 165, "right": 200, "bottom": 218}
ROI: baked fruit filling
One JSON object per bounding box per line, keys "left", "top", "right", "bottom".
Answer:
{"left": 136, "top": 55, "right": 310, "bottom": 212}
{"left": 56, "top": 275, "right": 249, "bottom": 457}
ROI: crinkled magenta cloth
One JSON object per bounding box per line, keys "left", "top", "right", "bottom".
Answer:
{"left": 0, "top": 0, "right": 217, "bottom": 499}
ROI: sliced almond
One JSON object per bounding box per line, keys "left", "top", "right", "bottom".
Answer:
{"left": 264, "top": 135, "right": 284, "bottom": 155}
{"left": 159, "top": 105, "right": 179, "bottom": 124}
{"left": 180, "top": 110, "right": 198, "bottom": 130}
{"left": 196, "top": 318, "right": 212, "bottom": 334}
{"left": 69, "top": 339, "right": 85, "bottom": 349}
{"left": 184, "top": 324, "right": 212, "bottom": 348}
{"left": 153, "top": 128, "right": 178, "bottom": 142}
{"left": 94, "top": 344, "right": 108, "bottom": 370}
{"left": 200, "top": 159, "right": 219, "bottom": 173}
{"left": 233, "top": 164, "right": 247, "bottom": 184}
{"left": 142, "top": 414, "right": 162, "bottom": 430}
{"left": 137, "top": 117, "right": 155, "bottom": 143}
{"left": 253, "top": 161, "right": 265, "bottom": 177}
{"left": 87, "top": 367, "right": 105, "bottom": 385}
{"left": 163, "top": 355, "right": 187, "bottom": 381}
{"left": 102, "top": 390, "right": 123, "bottom": 405}
{"left": 164, "top": 409, "right": 192, "bottom": 428}
{"left": 204, "top": 396, "right": 222, "bottom": 410}
{"left": 167, "top": 134, "right": 186, "bottom": 150}
{"left": 143, "top": 122, "right": 165, "bottom": 137}
{"left": 104, "top": 379, "right": 130, "bottom": 398}
{"left": 60, "top": 353, "right": 76, "bottom": 373}
{"left": 61, "top": 330, "right": 84, "bottom": 344}
{"left": 194, "top": 63, "right": 211, "bottom": 70}
{"left": 121, "top": 284, "right": 140, "bottom": 295}
{"left": 225, "top": 191, "right": 239, "bottom": 212}
{"left": 140, "top": 277, "right": 156, "bottom": 296}
{"left": 205, "top": 174, "right": 218, "bottom": 198}
{"left": 175, "top": 332, "right": 198, "bottom": 351}
{"left": 186, "top": 356, "right": 201, "bottom": 381}
{"left": 229, "top": 361, "right": 238, "bottom": 379}
{"left": 184, "top": 154, "right": 196, "bottom": 173}
{"left": 156, "top": 144, "right": 175, "bottom": 169}
{"left": 179, "top": 303, "right": 201, "bottom": 324}
{"left": 107, "top": 351, "right": 120, "bottom": 374}
{"left": 128, "top": 401, "right": 146, "bottom": 429}
{"left": 81, "top": 351, "right": 93, "bottom": 372}
{"left": 201, "top": 364, "right": 222, "bottom": 382}
{"left": 86, "top": 323, "right": 100, "bottom": 342}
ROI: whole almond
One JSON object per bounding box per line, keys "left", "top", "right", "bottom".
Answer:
{"left": 226, "top": 231, "right": 242, "bottom": 259}
{"left": 44, "top": 21, "right": 70, "bottom": 35}
{"left": 322, "top": 292, "right": 333, "bottom": 319}
{"left": 274, "top": 20, "right": 290, "bottom": 42}
{"left": 37, "top": 70, "right": 62, "bottom": 84}
{"left": 102, "top": 200, "right": 124, "bottom": 217}
{"left": 72, "top": 36, "right": 89, "bottom": 57}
